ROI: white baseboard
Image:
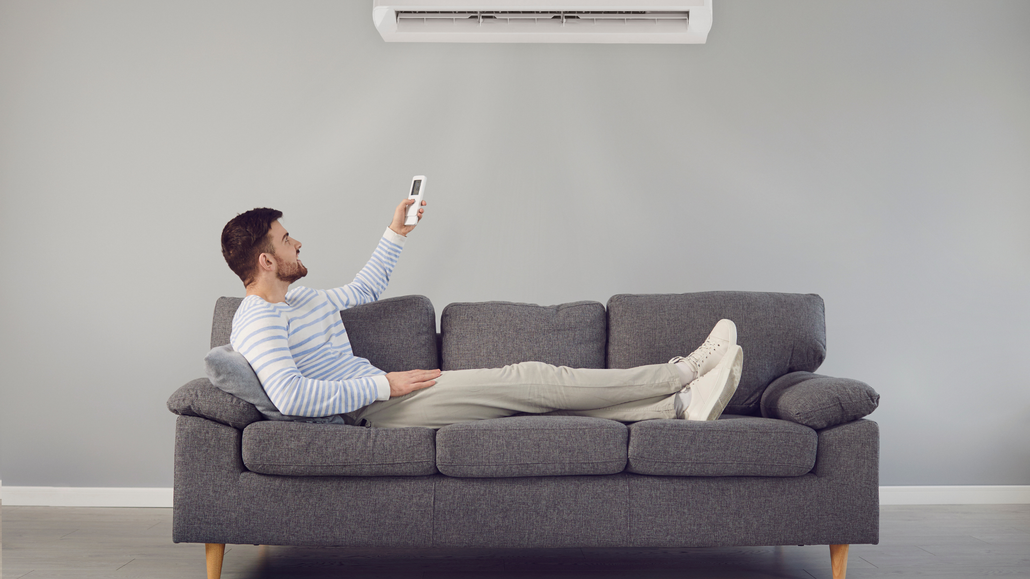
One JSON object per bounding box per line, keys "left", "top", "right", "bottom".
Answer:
{"left": 3, "top": 486, "right": 173, "bottom": 508}
{"left": 3, "top": 485, "right": 1028, "bottom": 508}
{"left": 879, "top": 485, "right": 1030, "bottom": 505}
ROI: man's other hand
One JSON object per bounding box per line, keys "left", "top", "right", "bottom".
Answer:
{"left": 386, "top": 369, "right": 441, "bottom": 398}
{"left": 389, "top": 198, "right": 426, "bottom": 237}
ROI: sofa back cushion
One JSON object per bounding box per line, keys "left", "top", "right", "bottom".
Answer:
{"left": 339, "top": 295, "right": 439, "bottom": 372}
{"left": 440, "top": 301, "right": 606, "bottom": 370}
{"left": 607, "top": 292, "right": 826, "bottom": 416}
{"left": 210, "top": 294, "right": 439, "bottom": 372}
{"left": 211, "top": 296, "right": 243, "bottom": 348}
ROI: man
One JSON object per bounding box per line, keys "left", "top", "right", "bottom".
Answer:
{"left": 220, "top": 198, "right": 743, "bottom": 429}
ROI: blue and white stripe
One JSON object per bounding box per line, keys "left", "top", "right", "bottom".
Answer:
{"left": 230, "top": 231, "right": 404, "bottom": 417}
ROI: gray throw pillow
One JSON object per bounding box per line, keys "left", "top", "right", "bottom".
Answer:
{"left": 167, "top": 377, "right": 263, "bottom": 430}
{"left": 204, "top": 345, "right": 289, "bottom": 421}
{"left": 204, "top": 345, "right": 350, "bottom": 424}
{"left": 761, "top": 371, "right": 879, "bottom": 430}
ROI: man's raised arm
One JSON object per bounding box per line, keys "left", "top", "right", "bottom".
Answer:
{"left": 323, "top": 198, "right": 426, "bottom": 311}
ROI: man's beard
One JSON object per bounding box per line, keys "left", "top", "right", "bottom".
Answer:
{"left": 274, "top": 254, "right": 308, "bottom": 283}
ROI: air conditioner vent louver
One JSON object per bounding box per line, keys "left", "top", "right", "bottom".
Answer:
{"left": 396, "top": 11, "right": 690, "bottom": 34}
{"left": 396, "top": 10, "right": 690, "bottom": 22}
{"left": 374, "top": 1, "right": 712, "bottom": 44}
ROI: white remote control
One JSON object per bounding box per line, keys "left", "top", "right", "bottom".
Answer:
{"left": 404, "top": 175, "right": 426, "bottom": 226}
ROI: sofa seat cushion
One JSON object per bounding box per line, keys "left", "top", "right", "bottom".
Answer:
{"left": 436, "top": 416, "right": 627, "bottom": 477}
{"left": 627, "top": 415, "right": 817, "bottom": 477}
{"left": 242, "top": 421, "right": 437, "bottom": 476}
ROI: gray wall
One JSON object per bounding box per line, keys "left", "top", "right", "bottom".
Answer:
{"left": 1, "top": 1, "right": 1027, "bottom": 488}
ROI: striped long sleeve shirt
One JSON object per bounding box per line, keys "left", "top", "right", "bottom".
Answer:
{"left": 229, "top": 228, "right": 405, "bottom": 417}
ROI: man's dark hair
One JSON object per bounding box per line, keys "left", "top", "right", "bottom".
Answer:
{"left": 221, "top": 208, "right": 283, "bottom": 286}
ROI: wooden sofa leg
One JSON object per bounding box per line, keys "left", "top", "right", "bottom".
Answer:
{"left": 206, "top": 543, "right": 225, "bottom": 579}
{"left": 830, "top": 544, "right": 849, "bottom": 579}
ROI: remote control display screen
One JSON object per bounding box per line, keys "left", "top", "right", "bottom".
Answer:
{"left": 410, "top": 180, "right": 421, "bottom": 197}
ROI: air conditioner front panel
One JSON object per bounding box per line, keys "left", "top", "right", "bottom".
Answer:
{"left": 373, "top": 1, "right": 711, "bottom": 44}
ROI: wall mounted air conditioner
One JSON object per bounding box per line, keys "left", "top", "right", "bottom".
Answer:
{"left": 372, "top": 0, "right": 712, "bottom": 44}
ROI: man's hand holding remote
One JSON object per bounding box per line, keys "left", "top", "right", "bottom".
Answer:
{"left": 390, "top": 197, "right": 426, "bottom": 237}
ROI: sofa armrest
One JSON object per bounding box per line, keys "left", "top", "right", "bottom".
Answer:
{"left": 167, "top": 378, "right": 263, "bottom": 430}
{"left": 761, "top": 371, "right": 879, "bottom": 430}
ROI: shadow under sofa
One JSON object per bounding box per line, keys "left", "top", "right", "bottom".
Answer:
{"left": 167, "top": 291, "right": 880, "bottom": 579}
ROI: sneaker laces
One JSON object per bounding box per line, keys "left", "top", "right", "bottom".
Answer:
{"left": 673, "top": 337, "right": 720, "bottom": 377}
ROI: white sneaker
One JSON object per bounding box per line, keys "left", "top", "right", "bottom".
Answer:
{"left": 678, "top": 344, "right": 743, "bottom": 421}
{"left": 669, "top": 319, "right": 737, "bottom": 382}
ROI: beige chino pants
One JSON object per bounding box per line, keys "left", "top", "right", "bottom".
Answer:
{"left": 352, "top": 361, "right": 681, "bottom": 429}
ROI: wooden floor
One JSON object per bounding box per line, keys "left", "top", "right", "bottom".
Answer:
{"left": 3, "top": 504, "right": 1029, "bottom": 579}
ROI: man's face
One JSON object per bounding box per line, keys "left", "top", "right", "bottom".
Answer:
{"left": 266, "top": 220, "right": 307, "bottom": 283}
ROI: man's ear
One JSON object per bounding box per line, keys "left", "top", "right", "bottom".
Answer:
{"left": 257, "top": 252, "right": 275, "bottom": 272}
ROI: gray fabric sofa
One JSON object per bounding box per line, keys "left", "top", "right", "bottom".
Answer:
{"left": 167, "top": 291, "right": 880, "bottom": 579}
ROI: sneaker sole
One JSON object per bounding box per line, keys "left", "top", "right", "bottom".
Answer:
{"left": 689, "top": 345, "right": 743, "bottom": 421}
